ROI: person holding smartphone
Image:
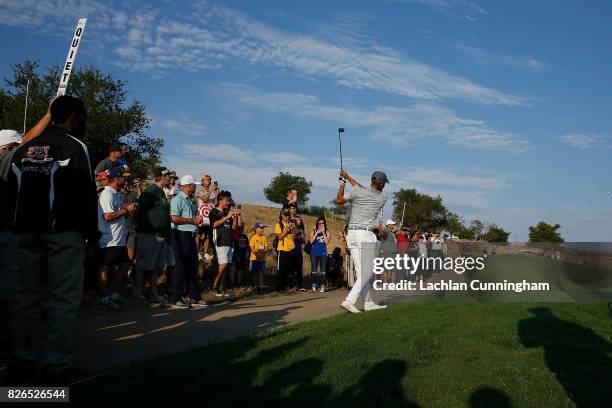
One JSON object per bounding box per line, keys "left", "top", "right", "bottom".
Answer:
{"left": 309, "top": 216, "right": 331, "bottom": 293}
{"left": 209, "top": 191, "right": 243, "bottom": 296}
{"left": 275, "top": 209, "right": 297, "bottom": 292}
{"left": 281, "top": 188, "right": 299, "bottom": 212}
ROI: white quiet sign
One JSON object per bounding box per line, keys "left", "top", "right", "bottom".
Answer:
{"left": 57, "top": 18, "right": 87, "bottom": 96}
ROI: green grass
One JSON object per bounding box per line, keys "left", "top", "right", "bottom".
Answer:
{"left": 71, "top": 301, "right": 612, "bottom": 407}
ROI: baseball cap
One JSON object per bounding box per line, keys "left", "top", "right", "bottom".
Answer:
{"left": 254, "top": 223, "right": 267, "bottom": 229}
{"left": 371, "top": 171, "right": 389, "bottom": 184}
{"left": 153, "top": 167, "right": 170, "bottom": 178}
{"left": 107, "top": 165, "right": 129, "bottom": 179}
{"left": 180, "top": 174, "right": 195, "bottom": 185}
{"left": 385, "top": 219, "right": 397, "bottom": 226}
{"left": 169, "top": 170, "right": 178, "bottom": 180}
{"left": 108, "top": 143, "right": 122, "bottom": 153}
{"left": 0, "top": 129, "right": 22, "bottom": 147}
{"left": 95, "top": 170, "right": 109, "bottom": 181}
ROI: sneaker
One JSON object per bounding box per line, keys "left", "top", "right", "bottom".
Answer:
{"left": 220, "top": 287, "right": 230, "bottom": 297}
{"left": 189, "top": 299, "right": 209, "bottom": 308}
{"left": 110, "top": 292, "right": 122, "bottom": 303}
{"left": 312, "top": 284, "right": 317, "bottom": 292}
{"left": 170, "top": 301, "right": 190, "bottom": 309}
{"left": 133, "top": 290, "right": 146, "bottom": 301}
{"left": 364, "top": 302, "right": 387, "bottom": 312}
{"left": 100, "top": 296, "right": 122, "bottom": 311}
{"left": 212, "top": 288, "right": 224, "bottom": 297}
{"left": 198, "top": 253, "right": 203, "bottom": 261}
{"left": 149, "top": 294, "right": 165, "bottom": 304}
{"left": 299, "top": 287, "right": 308, "bottom": 292}
{"left": 204, "top": 253, "right": 214, "bottom": 260}
{"left": 320, "top": 285, "right": 326, "bottom": 293}
{"left": 340, "top": 300, "right": 361, "bottom": 314}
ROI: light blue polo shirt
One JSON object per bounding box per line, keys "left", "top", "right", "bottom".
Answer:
{"left": 170, "top": 191, "right": 197, "bottom": 233}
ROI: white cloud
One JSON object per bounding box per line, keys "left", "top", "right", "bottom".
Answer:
{"left": 160, "top": 118, "right": 207, "bottom": 137}
{"left": 389, "top": 0, "right": 488, "bottom": 20}
{"left": 392, "top": 167, "right": 510, "bottom": 190}
{"left": 163, "top": 141, "right": 511, "bottom": 219}
{"left": 560, "top": 134, "right": 610, "bottom": 150}
{"left": 0, "top": 0, "right": 528, "bottom": 106}
{"left": 452, "top": 41, "right": 545, "bottom": 71}
{"left": 220, "top": 84, "right": 529, "bottom": 153}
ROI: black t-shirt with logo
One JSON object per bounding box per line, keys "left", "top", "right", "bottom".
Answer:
{"left": 209, "top": 207, "right": 233, "bottom": 247}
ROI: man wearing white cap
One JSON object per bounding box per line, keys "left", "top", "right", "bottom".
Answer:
{"left": 335, "top": 169, "right": 389, "bottom": 313}
{"left": 169, "top": 175, "right": 206, "bottom": 308}
{"left": 381, "top": 219, "right": 400, "bottom": 283}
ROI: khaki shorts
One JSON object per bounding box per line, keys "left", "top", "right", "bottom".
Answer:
{"left": 136, "top": 233, "right": 168, "bottom": 270}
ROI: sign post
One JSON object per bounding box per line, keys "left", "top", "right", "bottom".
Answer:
{"left": 57, "top": 18, "right": 87, "bottom": 96}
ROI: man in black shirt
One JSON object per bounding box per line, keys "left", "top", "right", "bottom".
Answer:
{"left": 94, "top": 143, "right": 123, "bottom": 174}
{"left": 208, "top": 191, "right": 243, "bottom": 296}
{"left": 9, "top": 96, "right": 98, "bottom": 383}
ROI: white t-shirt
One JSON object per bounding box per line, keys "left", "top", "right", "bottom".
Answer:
{"left": 98, "top": 186, "right": 126, "bottom": 248}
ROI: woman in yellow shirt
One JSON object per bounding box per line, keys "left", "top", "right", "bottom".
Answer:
{"left": 275, "top": 209, "right": 296, "bottom": 291}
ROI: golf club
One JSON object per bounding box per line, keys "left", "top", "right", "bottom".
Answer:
{"left": 338, "top": 127, "right": 345, "bottom": 182}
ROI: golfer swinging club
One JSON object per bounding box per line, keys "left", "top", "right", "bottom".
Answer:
{"left": 336, "top": 169, "right": 389, "bottom": 313}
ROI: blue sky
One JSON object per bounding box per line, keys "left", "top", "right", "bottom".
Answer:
{"left": 1, "top": 0, "right": 611, "bottom": 241}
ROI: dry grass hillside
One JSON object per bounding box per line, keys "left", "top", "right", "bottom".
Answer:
{"left": 239, "top": 203, "right": 348, "bottom": 274}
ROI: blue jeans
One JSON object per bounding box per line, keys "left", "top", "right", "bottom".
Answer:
{"left": 310, "top": 255, "right": 327, "bottom": 285}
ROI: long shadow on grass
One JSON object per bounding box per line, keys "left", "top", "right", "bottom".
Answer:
{"left": 469, "top": 387, "right": 511, "bottom": 408}
{"left": 334, "top": 359, "right": 419, "bottom": 408}
{"left": 518, "top": 307, "right": 612, "bottom": 407}
{"left": 72, "top": 335, "right": 419, "bottom": 407}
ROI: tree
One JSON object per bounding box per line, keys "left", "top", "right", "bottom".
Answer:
{"left": 329, "top": 199, "right": 349, "bottom": 220}
{"left": 528, "top": 222, "right": 564, "bottom": 243}
{"left": 469, "top": 219, "right": 485, "bottom": 241}
{"left": 0, "top": 60, "right": 163, "bottom": 179}
{"left": 445, "top": 212, "right": 464, "bottom": 237}
{"left": 482, "top": 224, "right": 510, "bottom": 243}
{"left": 263, "top": 172, "right": 312, "bottom": 206}
{"left": 392, "top": 189, "right": 447, "bottom": 231}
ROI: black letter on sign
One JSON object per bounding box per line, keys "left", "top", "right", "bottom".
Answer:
{"left": 65, "top": 61, "right": 72, "bottom": 71}
{"left": 76, "top": 27, "right": 82, "bottom": 36}
{"left": 72, "top": 38, "right": 79, "bottom": 47}
{"left": 62, "top": 73, "right": 69, "bottom": 81}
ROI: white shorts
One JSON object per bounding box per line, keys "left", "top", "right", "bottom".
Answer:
{"left": 216, "top": 246, "right": 234, "bottom": 265}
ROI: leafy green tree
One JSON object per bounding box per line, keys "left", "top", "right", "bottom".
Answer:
{"left": 469, "top": 219, "right": 485, "bottom": 241}
{"left": 528, "top": 222, "right": 564, "bottom": 243}
{"left": 329, "top": 199, "right": 349, "bottom": 220}
{"left": 482, "top": 224, "right": 510, "bottom": 243}
{"left": 0, "top": 60, "right": 163, "bottom": 179}
{"left": 263, "top": 172, "right": 312, "bottom": 206}
{"left": 392, "top": 188, "right": 447, "bottom": 231}
{"left": 445, "top": 212, "right": 465, "bottom": 237}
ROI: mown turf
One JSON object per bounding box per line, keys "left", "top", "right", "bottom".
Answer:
{"left": 70, "top": 301, "right": 611, "bottom": 407}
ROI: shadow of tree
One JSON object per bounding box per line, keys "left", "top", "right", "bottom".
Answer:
{"left": 71, "top": 329, "right": 419, "bottom": 407}
{"left": 469, "top": 387, "right": 511, "bottom": 408}
{"left": 518, "top": 307, "right": 612, "bottom": 407}
{"left": 335, "top": 359, "right": 419, "bottom": 408}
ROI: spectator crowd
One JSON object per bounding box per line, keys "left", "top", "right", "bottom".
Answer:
{"left": 0, "top": 95, "right": 449, "bottom": 385}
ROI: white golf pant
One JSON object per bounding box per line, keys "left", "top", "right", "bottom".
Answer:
{"left": 345, "top": 229, "right": 377, "bottom": 305}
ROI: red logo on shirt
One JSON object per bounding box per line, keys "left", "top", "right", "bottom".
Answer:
{"left": 22, "top": 146, "right": 53, "bottom": 163}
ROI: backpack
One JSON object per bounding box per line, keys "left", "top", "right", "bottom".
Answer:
{"left": 272, "top": 222, "right": 284, "bottom": 252}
